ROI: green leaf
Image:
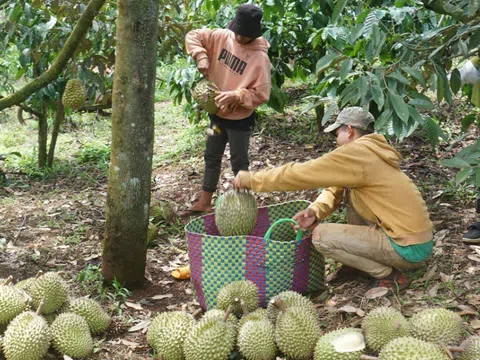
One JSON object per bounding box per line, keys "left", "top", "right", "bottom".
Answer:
{"left": 456, "top": 168, "right": 472, "bottom": 184}
{"left": 350, "top": 24, "right": 365, "bottom": 44}
{"left": 389, "top": 71, "right": 410, "bottom": 85}
{"left": 331, "top": 0, "right": 348, "bottom": 23}
{"left": 375, "top": 109, "right": 393, "bottom": 131}
{"left": 450, "top": 69, "right": 461, "bottom": 95}
{"left": 477, "top": 168, "right": 480, "bottom": 187}
{"left": 322, "top": 103, "right": 337, "bottom": 125}
{"left": 408, "top": 105, "right": 425, "bottom": 125}
{"left": 395, "top": 0, "right": 406, "bottom": 6}
{"left": 424, "top": 117, "right": 440, "bottom": 148}
{"left": 339, "top": 59, "right": 353, "bottom": 82}
{"left": 408, "top": 98, "right": 434, "bottom": 110}
{"left": 390, "top": 94, "right": 410, "bottom": 123}
{"left": 402, "top": 67, "right": 427, "bottom": 88}
{"left": 441, "top": 158, "right": 472, "bottom": 168}
{"left": 461, "top": 114, "right": 477, "bottom": 132}
{"left": 371, "top": 84, "right": 385, "bottom": 110}
{"left": 316, "top": 53, "right": 339, "bottom": 73}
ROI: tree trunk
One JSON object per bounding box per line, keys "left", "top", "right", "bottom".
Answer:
{"left": 38, "top": 103, "right": 48, "bottom": 169}
{"left": 102, "top": 0, "right": 159, "bottom": 288}
{"left": 315, "top": 104, "right": 325, "bottom": 133}
{"left": 47, "top": 99, "right": 65, "bottom": 168}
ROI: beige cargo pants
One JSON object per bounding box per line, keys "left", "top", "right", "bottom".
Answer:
{"left": 312, "top": 191, "right": 423, "bottom": 279}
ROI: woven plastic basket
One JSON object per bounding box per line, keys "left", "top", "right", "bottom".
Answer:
{"left": 185, "top": 200, "right": 325, "bottom": 309}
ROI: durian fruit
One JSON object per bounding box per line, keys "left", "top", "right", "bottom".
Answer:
{"left": 42, "top": 312, "right": 57, "bottom": 325}
{"left": 314, "top": 328, "right": 365, "bottom": 360}
{"left": 458, "top": 336, "right": 480, "bottom": 360}
{"left": 29, "top": 272, "right": 69, "bottom": 314}
{"left": 273, "top": 299, "right": 321, "bottom": 360}
{"left": 202, "top": 309, "right": 238, "bottom": 329}
{"left": 215, "top": 190, "right": 258, "bottom": 236}
{"left": 3, "top": 301, "right": 51, "bottom": 360}
{"left": 0, "top": 285, "right": 29, "bottom": 325}
{"left": 267, "top": 290, "right": 317, "bottom": 324}
{"left": 191, "top": 78, "right": 219, "bottom": 114}
{"left": 0, "top": 276, "right": 13, "bottom": 286}
{"left": 216, "top": 280, "right": 259, "bottom": 318}
{"left": 378, "top": 337, "right": 449, "bottom": 360}
{"left": 184, "top": 307, "right": 236, "bottom": 360}
{"left": 238, "top": 308, "right": 269, "bottom": 329}
{"left": 362, "top": 307, "right": 410, "bottom": 352}
{"left": 15, "top": 277, "right": 35, "bottom": 293}
{"left": 62, "top": 79, "right": 87, "bottom": 110}
{"left": 146, "top": 311, "right": 195, "bottom": 360}
{"left": 409, "top": 308, "right": 464, "bottom": 345}
{"left": 238, "top": 319, "right": 277, "bottom": 360}
{"left": 67, "top": 297, "right": 111, "bottom": 335}
{"left": 51, "top": 313, "right": 93, "bottom": 359}
{"left": 147, "top": 222, "right": 159, "bottom": 245}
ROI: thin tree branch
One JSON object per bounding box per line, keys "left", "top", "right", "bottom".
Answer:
{"left": 0, "top": 0, "right": 107, "bottom": 111}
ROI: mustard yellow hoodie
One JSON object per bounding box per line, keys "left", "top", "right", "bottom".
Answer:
{"left": 239, "top": 134, "right": 433, "bottom": 246}
{"left": 185, "top": 28, "right": 271, "bottom": 120}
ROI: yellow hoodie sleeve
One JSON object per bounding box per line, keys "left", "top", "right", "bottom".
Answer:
{"left": 242, "top": 141, "right": 368, "bottom": 192}
{"left": 309, "top": 187, "right": 344, "bottom": 220}
{"left": 185, "top": 28, "right": 218, "bottom": 61}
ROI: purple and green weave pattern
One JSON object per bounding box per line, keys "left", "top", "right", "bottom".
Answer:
{"left": 185, "top": 200, "right": 325, "bottom": 309}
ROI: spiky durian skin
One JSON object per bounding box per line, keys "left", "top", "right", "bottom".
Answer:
{"left": 29, "top": 272, "right": 69, "bottom": 314}
{"left": 62, "top": 79, "right": 87, "bottom": 110}
{"left": 267, "top": 291, "right": 317, "bottom": 324}
{"left": 314, "top": 328, "right": 365, "bottom": 360}
{"left": 67, "top": 297, "right": 111, "bottom": 335}
{"left": 51, "top": 313, "right": 93, "bottom": 359}
{"left": 202, "top": 309, "right": 238, "bottom": 329}
{"left": 14, "top": 278, "right": 35, "bottom": 292}
{"left": 458, "top": 336, "right": 480, "bottom": 360}
{"left": 3, "top": 311, "right": 51, "bottom": 360}
{"left": 0, "top": 286, "right": 28, "bottom": 324}
{"left": 146, "top": 311, "right": 195, "bottom": 360}
{"left": 238, "top": 319, "right": 277, "bottom": 360}
{"left": 379, "top": 337, "right": 449, "bottom": 360}
{"left": 216, "top": 280, "right": 259, "bottom": 318}
{"left": 184, "top": 317, "right": 236, "bottom": 360}
{"left": 275, "top": 306, "right": 321, "bottom": 360}
{"left": 192, "top": 78, "right": 219, "bottom": 114}
{"left": 238, "top": 308, "right": 269, "bottom": 329}
{"left": 409, "top": 308, "right": 464, "bottom": 345}
{"left": 215, "top": 191, "right": 258, "bottom": 236}
{"left": 362, "top": 307, "right": 410, "bottom": 352}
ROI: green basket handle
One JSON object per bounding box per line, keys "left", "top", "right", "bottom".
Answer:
{"left": 264, "top": 218, "right": 303, "bottom": 244}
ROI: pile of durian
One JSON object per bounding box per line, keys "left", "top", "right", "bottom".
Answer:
{"left": 0, "top": 271, "right": 111, "bottom": 360}
{"left": 147, "top": 279, "right": 480, "bottom": 360}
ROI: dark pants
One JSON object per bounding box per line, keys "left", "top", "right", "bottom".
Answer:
{"left": 202, "top": 127, "right": 250, "bottom": 192}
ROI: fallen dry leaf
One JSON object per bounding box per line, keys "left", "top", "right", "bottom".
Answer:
{"left": 125, "top": 302, "right": 143, "bottom": 311}
{"left": 128, "top": 320, "right": 151, "bottom": 333}
{"left": 338, "top": 305, "right": 358, "bottom": 313}
{"left": 468, "top": 255, "right": 480, "bottom": 263}
{"left": 428, "top": 284, "right": 440, "bottom": 298}
{"left": 365, "top": 287, "right": 389, "bottom": 299}
{"left": 120, "top": 339, "right": 140, "bottom": 349}
{"left": 64, "top": 356, "right": 74, "bottom": 360}
{"left": 151, "top": 294, "right": 174, "bottom": 301}
{"left": 471, "top": 319, "right": 480, "bottom": 330}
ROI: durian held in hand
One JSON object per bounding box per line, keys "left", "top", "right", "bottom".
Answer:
{"left": 215, "top": 190, "right": 258, "bottom": 236}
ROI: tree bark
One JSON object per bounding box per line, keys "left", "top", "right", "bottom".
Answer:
{"left": 47, "top": 99, "right": 65, "bottom": 168}
{"left": 0, "top": 0, "right": 106, "bottom": 111}
{"left": 421, "top": 0, "right": 480, "bottom": 23}
{"left": 38, "top": 103, "right": 48, "bottom": 169}
{"left": 102, "top": 0, "right": 159, "bottom": 288}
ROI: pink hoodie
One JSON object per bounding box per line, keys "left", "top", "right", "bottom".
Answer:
{"left": 185, "top": 28, "right": 271, "bottom": 120}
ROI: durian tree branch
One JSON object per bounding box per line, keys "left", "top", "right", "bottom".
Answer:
{"left": 0, "top": 0, "right": 107, "bottom": 111}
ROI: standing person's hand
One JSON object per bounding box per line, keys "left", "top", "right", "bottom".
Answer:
{"left": 233, "top": 171, "right": 251, "bottom": 190}
{"left": 292, "top": 208, "right": 317, "bottom": 232}
{"left": 215, "top": 91, "right": 240, "bottom": 107}
{"left": 197, "top": 58, "right": 209, "bottom": 77}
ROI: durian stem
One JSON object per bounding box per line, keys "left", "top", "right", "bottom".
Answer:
{"left": 224, "top": 305, "right": 233, "bottom": 322}
{"left": 35, "top": 270, "right": 44, "bottom": 279}
{"left": 240, "top": 299, "right": 249, "bottom": 316}
{"left": 271, "top": 298, "right": 287, "bottom": 312}
{"left": 447, "top": 346, "right": 464, "bottom": 353}
{"left": 4, "top": 276, "right": 13, "bottom": 285}
{"left": 36, "top": 298, "right": 45, "bottom": 315}
{"left": 192, "top": 309, "right": 203, "bottom": 319}
{"left": 360, "top": 356, "right": 379, "bottom": 360}
{"left": 440, "top": 343, "right": 455, "bottom": 359}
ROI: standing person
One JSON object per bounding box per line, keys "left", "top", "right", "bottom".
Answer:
{"left": 233, "top": 107, "right": 434, "bottom": 292}
{"left": 180, "top": 4, "right": 271, "bottom": 216}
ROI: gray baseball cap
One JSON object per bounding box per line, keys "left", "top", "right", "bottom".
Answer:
{"left": 324, "top": 106, "right": 375, "bottom": 133}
